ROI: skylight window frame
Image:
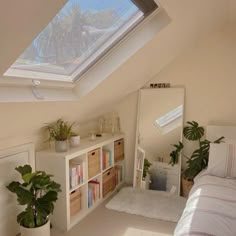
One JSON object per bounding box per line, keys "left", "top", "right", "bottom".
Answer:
{"left": 4, "top": 0, "right": 159, "bottom": 83}
{"left": 155, "top": 105, "right": 183, "bottom": 128}
{"left": 70, "top": 10, "right": 144, "bottom": 81}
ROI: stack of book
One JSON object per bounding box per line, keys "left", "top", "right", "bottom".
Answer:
{"left": 69, "top": 161, "right": 84, "bottom": 189}
{"left": 103, "top": 149, "right": 112, "bottom": 170}
{"left": 88, "top": 180, "right": 100, "bottom": 208}
{"left": 115, "top": 166, "right": 123, "bottom": 186}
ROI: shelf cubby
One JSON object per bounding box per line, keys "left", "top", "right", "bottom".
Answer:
{"left": 102, "top": 142, "right": 114, "bottom": 171}
{"left": 88, "top": 175, "right": 102, "bottom": 209}
{"left": 69, "top": 154, "right": 87, "bottom": 192}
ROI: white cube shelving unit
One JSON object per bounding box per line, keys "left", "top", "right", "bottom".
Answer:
{"left": 36, "top": 133, "right": 125, "bottom": 231}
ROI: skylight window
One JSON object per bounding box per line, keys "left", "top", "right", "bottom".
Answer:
{"left": 155, "top": 105, "right": 183, "bottom": 128}
{"left": 4, "top": 0, "right": 158, "bottom": 82}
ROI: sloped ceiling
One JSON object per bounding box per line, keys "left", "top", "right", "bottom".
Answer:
{"left": 76, "top": 0, "right": 229, "bottom": 113}
{"left": 0, "top": 0, "right": 230, "bottom": 109}
{"left": 0, "top": 0, "right": 67, "bottom": 75}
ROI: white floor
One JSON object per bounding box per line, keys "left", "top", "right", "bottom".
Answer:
{"left": 51, "top": 199, "right": 176, "bottom": 236}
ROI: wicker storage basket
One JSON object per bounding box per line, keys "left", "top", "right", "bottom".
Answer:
{"left": 181, "top": 176, "right": 194, "bottom": 198}
{"left": 114, "top": 139, "right": 124, "bottom": 163}
{"left": 88, "top": 148, "right": 101, "bottom": 179}
{"left": 102, "top": 167, "right": 116, "bottom": 197}
{"left": 70, "top": 190, "right": 81, "bottom": 216}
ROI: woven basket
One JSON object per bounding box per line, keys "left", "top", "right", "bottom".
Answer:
{"left": 181, "top": 176, "right": 194, "bottom": 198}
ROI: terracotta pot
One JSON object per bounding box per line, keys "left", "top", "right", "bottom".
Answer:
{"left": 181, "top": 177, "right": 194, "bottom": 198}
{"left": 20, "top": 220, "right": 50, "bottom": 236}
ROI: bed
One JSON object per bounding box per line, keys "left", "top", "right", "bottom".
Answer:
{"left": 174, "top": 126, "right": 236, "bottom": 236}
{"left": 174, "top": 173, "right": 236, "bottom": 235}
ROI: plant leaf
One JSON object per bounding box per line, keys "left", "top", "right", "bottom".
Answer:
{"left": 169, "top": 142, "right": 184, "bottom": 166}
{"left": 22, "top": 173, "right": 36, "bottom": 184}
{"left": 17, "top": 211, "right": 28, "bottom": 226}
{"left": 23, "top": 209, "right": 35, "bottom": 228}
{"left": 15, "top": 165, "right": 32, "bottom": 176}
{"left": 6, "top": 181, "right": 33, "bottom": 205}
{"left": 183, "top": 121, "right": 204, "bottom": 141}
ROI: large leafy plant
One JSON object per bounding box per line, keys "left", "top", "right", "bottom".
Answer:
{"left": 169, "top": 121, "right": 224, "bottom": 180}
{"left": 6, "top": 165, "right": 61, "bottom": 228}
{"left": 43, "top": 118, "right": 74, "bottom": 141}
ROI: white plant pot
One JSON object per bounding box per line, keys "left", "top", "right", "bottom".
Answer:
{"left": 70, "top": 135, "right": 80, "bottom": 147}
{"left": 55, "top": 140, "right": 68, "bottom": 152}
{"left": 141, "top": 174, "right": 151, "bottom": 190}
{"left": 20, "top": 220, "right": 50, "bottom": 236}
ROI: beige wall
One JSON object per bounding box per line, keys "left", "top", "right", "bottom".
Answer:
{"left": 115, "top": 25, "right": 236, "bottom": 182}
{"left": 1, "top": 25, "right": 236, "bottom": 184}
{"left": 0, "top": 98, "right": 113, "bottom": 151}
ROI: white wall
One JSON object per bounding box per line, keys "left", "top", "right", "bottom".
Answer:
{"left": 115, "top": 92, "right": 139, "bottom": 183}
{"left": 115, "top": 25, "right": 236, "bottom": 182}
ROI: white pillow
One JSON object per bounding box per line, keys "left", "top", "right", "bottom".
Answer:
{"left": 207, "top": 143, "right": 236, "bottom": 178}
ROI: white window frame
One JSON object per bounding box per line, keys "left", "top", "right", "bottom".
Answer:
{"left": 0, "top": 5, "right": 171, "bottom": 102}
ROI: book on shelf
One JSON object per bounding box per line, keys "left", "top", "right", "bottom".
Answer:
{"left": 103, "top": 149, "right": 112, "bottom": 170}
{"left": 69, "top": 161, "right": 85, "bottom": 189}
{"left": 88, "top": 180, "right": 100, "bottom": 208}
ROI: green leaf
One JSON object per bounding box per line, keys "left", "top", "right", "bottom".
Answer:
{"left": 22, "top": 173, "right": 36, "bottom": 184}
{"left": 37, "top": 200, "right": 54, "bottom": 215}
{"left": 183, "top": 121, "right": 204, "bottom": 141}
{"left": 15, "top": 165, "right": 32, "bottom": 176}
{"left": 31, "top": 175, "right": 50, "bottom": 189}
{"left": 214, "top": 136, "right": 224, "bottom": 143}
{"left": 40, "top": 191, "right": 58, "bottom": 202}
{"left": 23, "top": 209, "right": 35, "bottom": 228}
{"left": 36, "top": 211, "right": 47, "bottom": 227}
{"left": 169, "top": 142, "right": 184, "bottom": 166}
{"left": 6, "top": 181, "right": 33, "bottom": 205}
{"left": 6, "top": 181, "right": 21, "bottom": 193}
{"left": 17, "top": 208, "right": 36, "bottom": 228}
{"left": 46, "top": 181, "right": 61, "bottom": 192}
{"left": 17, "top": 211, "right": 28, "bottom": 226}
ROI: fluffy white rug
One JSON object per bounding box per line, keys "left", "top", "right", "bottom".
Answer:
{"left": 106, "top": 187, "right": 186, "bottom": 222}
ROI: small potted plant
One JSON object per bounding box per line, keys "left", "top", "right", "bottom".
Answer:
{"left": 6, "top": 165, "right": 61, "bottom": 236}
{"left": 169, "top": 121, "right": 224, "bottom": 197}
{"left": 43, "top": 119, "right": 74, "bottom": 152}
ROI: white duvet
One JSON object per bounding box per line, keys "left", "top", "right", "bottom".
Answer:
{"left": 174, "top": 175, "right": 236, "bottom": 236}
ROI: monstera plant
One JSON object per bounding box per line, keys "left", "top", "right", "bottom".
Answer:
{"left": 6, "top": 165, "right": 61, "bottom": 236}
{"left": 169, "top": 121, "right": 224, "bottom": 180}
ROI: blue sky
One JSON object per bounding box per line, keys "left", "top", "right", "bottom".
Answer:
{"left": 67, "top": 0, "right": 138, "bottom": 16}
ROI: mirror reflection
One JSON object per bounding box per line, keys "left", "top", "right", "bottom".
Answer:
{"left": 134, "top": 88, "right": 184, "bottom": 195}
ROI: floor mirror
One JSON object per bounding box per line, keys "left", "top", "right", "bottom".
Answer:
{"left": 133, "top": 88, "right": 184, "bottom": 195}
